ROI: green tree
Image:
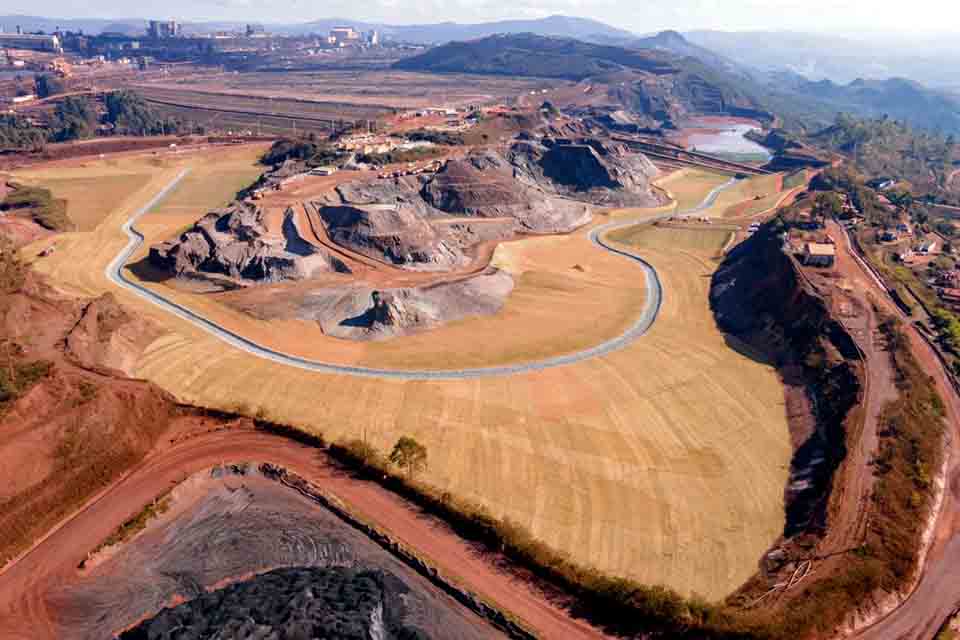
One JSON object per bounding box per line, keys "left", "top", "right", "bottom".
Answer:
{"left": 931, "top": 308, "right": 960, "bottom": 353}
{"left": 814, "top": 192, "right": 842, "bottom": 217}
{"left": 35, "top": 74, "right": 65, "bottom": 99}
{"left": 0, "top": 115, "right": 48, "bottom": 150}
{"left": 388, "top": 436, "right": 428, "bottom": 478}
{"left": 104, "top": 90, "right": 178, "bottom": 135}
{"left": 53, "top": 96, "right": 97, "bottom": 142}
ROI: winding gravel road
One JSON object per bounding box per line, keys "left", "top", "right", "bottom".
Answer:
{"left": 107, "top": 171, "right": 739, "bottom": 380}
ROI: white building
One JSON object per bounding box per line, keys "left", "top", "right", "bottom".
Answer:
{"left": 329, "top": 27, "right": 361, "bottom": 46}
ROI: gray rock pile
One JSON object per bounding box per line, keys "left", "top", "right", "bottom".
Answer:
{"left": 316, "top": 203, "right": 468, "bottom": 272}
{"left": 149, "top": 203, "right": 349, "bottom": 287}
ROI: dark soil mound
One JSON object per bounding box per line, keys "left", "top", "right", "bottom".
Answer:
{"left": 118, "top": 566, "right": 429, "bottom": 640}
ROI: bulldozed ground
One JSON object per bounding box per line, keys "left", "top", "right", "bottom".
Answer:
{"left": 137, "top": 70, "right": 565, "bottom": 111}
{"left": 131, "top": 71, "right": 565, "bottom": 136}
{"left": 13, "top": 145, "right": 791, "bottom": 600}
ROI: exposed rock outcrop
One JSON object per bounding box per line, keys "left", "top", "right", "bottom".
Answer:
{"left": 63, "top": 293, "right": 162, "bottom": 377}
{"left": 150, "top": 133, "right": 664, "bottom": 340}
{"left": 711, "top": 228, "right": 861, "bottom": 538}
{"left": 420, "top": 149, "right": 591, "bottom": 233}
{"left": 508, "top": 136, "right": 662, "bottom": 205}
{"left": 149, "top": 203, "right": 350, "bottom": 287}
{"left": 317, "top": 203, "right": 469, "bottom": 271}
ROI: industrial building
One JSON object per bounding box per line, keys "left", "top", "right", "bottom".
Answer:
{"left": 148, "top": 20, "right": 181, "bottom": 39}
{"left": 328, "top": 27, "right": 361, "bottom": 46}
{"left": 0, "top": 32, "right": 62, "bottom": 53}
{"left": 802, "top": 242, "right": 836, "bottom": 268}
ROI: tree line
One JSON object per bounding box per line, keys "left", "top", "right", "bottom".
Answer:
{"left": 0, "top": 89, "right": 194, "bottom": 150}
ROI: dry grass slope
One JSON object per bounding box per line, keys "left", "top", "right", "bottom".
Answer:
{"left": 15, "top": 151, "right": 791, "bottom": 600}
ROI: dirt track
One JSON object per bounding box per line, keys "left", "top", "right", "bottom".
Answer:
{"left": 799, "top": 222, "right": 896, "bottom": 573}
{"left": 0, "top": 425, "right": 608, "bottom": 640}
{"left": 828, "top": 221, "right": 960, "bottom": 640}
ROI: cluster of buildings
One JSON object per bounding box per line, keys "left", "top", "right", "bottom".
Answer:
{"left": 0, "top": 27, "right": 62, "bottom": 54}
{"left": 326, "top": 27, "right": 379, "bottom": 48}
{"left": 335, "top": 132, "right": 396, "bottom": 155}
{"left": 895, "top": 234, "right": 942, "bottom": 266}
{"left": 147, "top": 20, "right": 181, "bottom": 39}
{"left": 780, "top": 208, "right": 836, "bottom": 268}
{"left": 0, "top": 19, "right": 385, "bottom": 68}
{"left": 335, "top": 132, "right": 438, "bottom": 157}
{"left": 376, "top": 158, "right": 443, "bottom": 180}
{"left": 935, "top": 270, "right": 960, "bottom": 308}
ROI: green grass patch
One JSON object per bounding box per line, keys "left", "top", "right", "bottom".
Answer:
{"left": 783, "top": 169, "right": 809, "bottom": 190}
{"left": 91, "top": 494, "right": 172, "bottom": 557}
{"left": 237, "top": 320, "right": 947, "bottom": 640}
{"left": 710, "top": 151, "right": 772, "bottom": 164}
{"left": 1, "top": 183, "right": 73, "bottom": 231}
{"left": 608, "top": 224, "right": 731, "bottom": 255}
{"left": 0, "top": 358, "right": 53, "bottom": 410}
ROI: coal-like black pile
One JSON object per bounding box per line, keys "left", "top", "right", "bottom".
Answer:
{"left": 118, "top": 566, "right": 430, "bottom": 640}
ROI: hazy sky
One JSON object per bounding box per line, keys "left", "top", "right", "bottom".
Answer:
{"left": 3, "top": 0, "right": 959, "bottom": 34}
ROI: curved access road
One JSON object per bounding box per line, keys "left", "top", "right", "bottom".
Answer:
{"left": 107, "top": 171, "right": 739, "bottom": 380}
{"left": 0, "top": 426, "right": 611, "bottom": 640}
{"left": 838, "top": 220, "right": 960, "bottom": 640}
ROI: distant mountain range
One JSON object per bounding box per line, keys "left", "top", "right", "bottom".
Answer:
{"left": 4, "top": 13, "right": 958, "bottom": 90}
{"left": 590, "top": 29, "right": 742, "bottom": 74}
{"left": 281, "top": 15, "right": 634, "bottom": 43}
{"left": 4, "top": 13, "right": 960, "bottom": 132}
{"left": 395, "top": 33, "right": 772, "bottom": 126}
{"left": 683, "top": 30, "right": 960, "bottom": 90}
{"left": 396, "top": 32, "right": 960, "bottom": 134}
{"left": 769, "top": 73, "right": 960, "bottom": 133}
{"left": 394, "top": 33, "right": 679, "bottom": 80}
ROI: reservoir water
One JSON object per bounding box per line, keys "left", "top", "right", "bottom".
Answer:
{"left": 685, "top": 123, "right": 772, "bottom": 160}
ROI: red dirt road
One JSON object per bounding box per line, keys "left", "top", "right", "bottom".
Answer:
{"left": 0, "top": 425, "right": 609, "bottom": 640}
{"left": 829, "top": 221, "right": 960, "bottom": 640}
